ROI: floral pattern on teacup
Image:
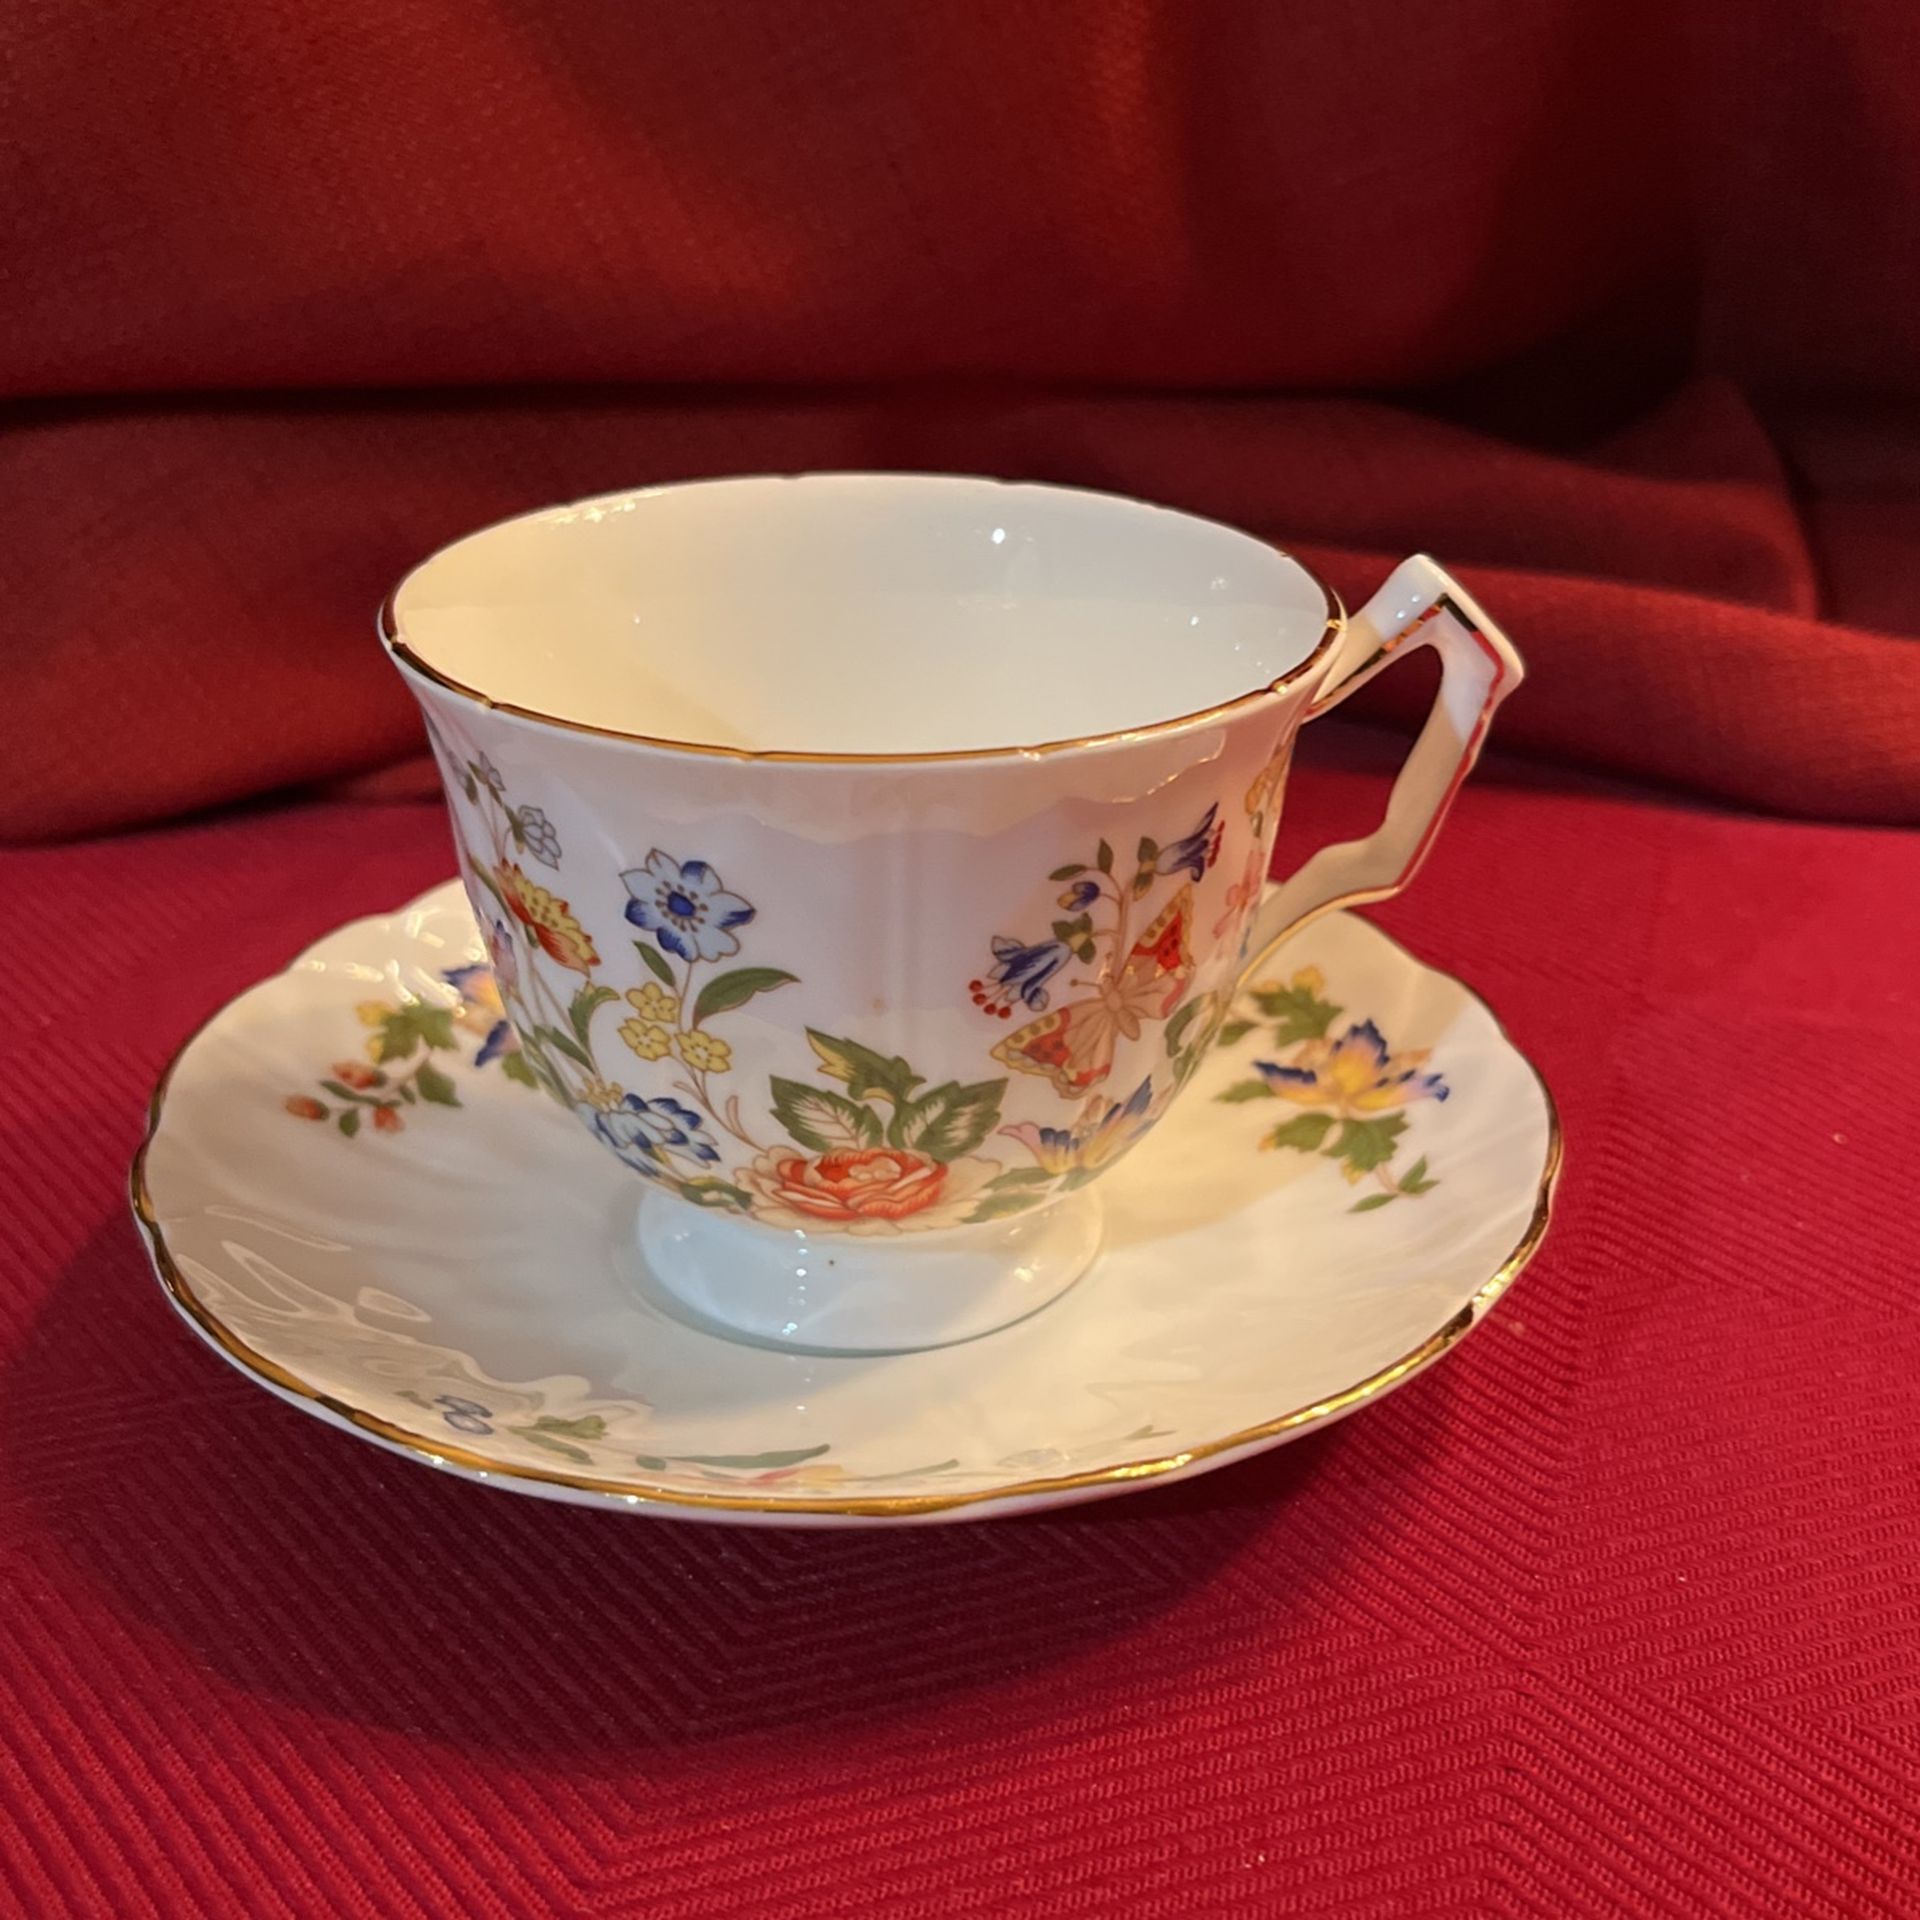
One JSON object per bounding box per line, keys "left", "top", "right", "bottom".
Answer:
{"left": 967, "top": 808, "right": 1223, "bottom": 1100}
{"left": 298, "top": 723, "right": 1448, "bottom": 1233}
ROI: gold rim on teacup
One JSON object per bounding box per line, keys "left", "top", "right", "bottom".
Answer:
{"left": 378, "top": 474, "right": 1346, "bottom": 765}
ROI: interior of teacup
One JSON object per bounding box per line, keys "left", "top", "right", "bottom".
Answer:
{"left": 386, "top": 474, "right": 1335, "bottom": 756}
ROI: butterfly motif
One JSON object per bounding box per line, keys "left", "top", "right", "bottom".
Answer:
{"left": 1245, "top": 745, "right": 1290, "bottom": 837}
{"left": 992, "top": 886, "right": 1196, "bottom": 1096}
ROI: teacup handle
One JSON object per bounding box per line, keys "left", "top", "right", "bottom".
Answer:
{"left": 1243, "top": 555, "right": 1525, "bottom": 969}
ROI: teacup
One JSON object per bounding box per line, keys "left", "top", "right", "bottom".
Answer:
{"left": 382, "top": 474, "right": 1521, "bottom": 1352}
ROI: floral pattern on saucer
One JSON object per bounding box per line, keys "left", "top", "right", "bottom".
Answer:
{"left": 140, "top": 882, "right": 1558, "bottom": 1524}
{"left": 283, "top": 964, "right": 539, "bottom": 1137}
{"left": 1217, "top": 966, "right": 1447, "bottom": 1211}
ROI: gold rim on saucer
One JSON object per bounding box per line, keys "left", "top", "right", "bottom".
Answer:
{"left": 129, "top": 908, "right": 1561, "bottom": 1520}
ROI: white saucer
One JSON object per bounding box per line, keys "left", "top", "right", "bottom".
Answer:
{"left": 131, "top": 882, "right": 1559, "bottom": 1526}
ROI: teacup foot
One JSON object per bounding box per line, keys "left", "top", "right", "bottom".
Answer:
{"left": 635, "top": 1188, "right": 1104, "bottom": 1354}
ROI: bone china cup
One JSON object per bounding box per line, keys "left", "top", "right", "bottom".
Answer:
{"left": 381, "top": 475, "right": 1523, "bottom": 1352}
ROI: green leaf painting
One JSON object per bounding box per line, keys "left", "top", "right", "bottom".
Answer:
{"left": 769, "top": 1078, "right": 885, "bottom": 1152}
{"left": 693, "top": 967, "right": 798, "bottom": 1024}
{"left": 805, "top": 1030, "right": 924, "bottom": 1106}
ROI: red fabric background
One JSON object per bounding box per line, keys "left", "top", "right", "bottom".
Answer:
{"left": 4, "top": 0, "right": 1920, "bottom": 834}
{"left": 3, "top": 768, "right": 1918, "bottom": 1914}
{"left": 4, "top": 3, "right": 1920, "bottom": 1911}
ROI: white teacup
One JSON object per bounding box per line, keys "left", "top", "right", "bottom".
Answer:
{"left": 382, "top": 475, "right": 1521, "bottom": 1352}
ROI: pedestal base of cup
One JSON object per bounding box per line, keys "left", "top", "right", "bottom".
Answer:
{"left": 635, "top": 1188, "right": 1104, "bottom": 1354}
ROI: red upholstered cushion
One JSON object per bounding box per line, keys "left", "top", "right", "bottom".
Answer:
{"left": 3, "top": 774, "right": 1915, "bottom": 1913}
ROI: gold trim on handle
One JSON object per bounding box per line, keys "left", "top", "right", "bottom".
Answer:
{"left": 128, "top": 918, "right": 1562, "bottom": 1521}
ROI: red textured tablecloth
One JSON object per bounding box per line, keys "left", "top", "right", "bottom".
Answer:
{"left": 4, "top": 757, "right": 1915, "bottom": 1917}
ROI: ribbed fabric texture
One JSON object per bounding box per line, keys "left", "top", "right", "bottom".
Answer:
{"left": 2, "top": 763, "right": 1914, "bottom": 1915}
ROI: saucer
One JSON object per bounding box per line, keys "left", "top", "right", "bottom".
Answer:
{"left": 131, "top": 882, "right": 1559, "bottom": 1526}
